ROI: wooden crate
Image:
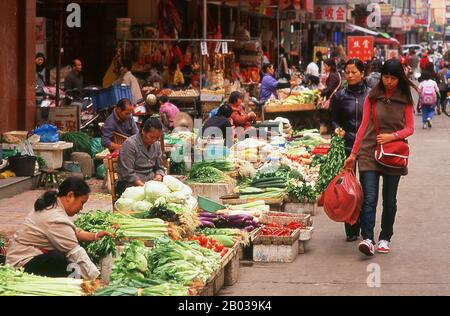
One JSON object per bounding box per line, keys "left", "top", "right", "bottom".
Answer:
{"left": 284, "top": 199, "right": 320, "bottom": 216}
{"left": 224, "top": 243, "right": 241, "bottom": 286}
{"left": 252, "top": 228, "right": 300, "bottom": 263}
{"left": 260, "top": 211, "right": 312, "bottom": 227}
{"left": 190, "top": 181, "right": 236, "bottom": 203}
{"left": 221, "top": 197, "right": 284, "bottom": 212}
{"left": 264, "top": 102, "right": 316, "bottom": 113}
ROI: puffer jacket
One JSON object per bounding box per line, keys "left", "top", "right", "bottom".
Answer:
{"left": 330, "top": 81, "right": 370, "bottom": 155}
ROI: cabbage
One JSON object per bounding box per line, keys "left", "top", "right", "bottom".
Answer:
{"left": 121, "top": 186, "right": 145, "bottom": 201}
{"left": 166, "top": 190, "right": 189, "bottom": 204}
{"left": 115, "top": 198, "right": 135, "bottom": 212}
{"left": 144, "top": 181, "right": 171, "bottom": 202}
{"left": 181, "top": 185, "right": 193, "bottom": 196}
{"left": 163, "top": 175, "right": 185, "bottom": 192}
{"left": 187, "top": 196, "right": 198, "bottom": 211}
{"left": 132, "top": 200, "right": 153, "bottom": 213}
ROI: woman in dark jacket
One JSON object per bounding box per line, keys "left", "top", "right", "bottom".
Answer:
{"left": 319, "top": 59, "right": 342, "bottom": 133}
{"left": 35, "top": 52, "right": 50, "bottom": 87}
{"left": 321, "top": 59, "right": 341, "bottom": 99}
{"left": 330, "top": 58, "right": 370, "bottom": 242}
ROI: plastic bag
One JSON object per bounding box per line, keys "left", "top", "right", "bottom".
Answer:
{"left": 323, "top": 169, "right": 363, "bottom": 225}
{"left": 33, "top": 124, "right": 59, "bottom": 143}
{"left": 96, "top": 164, "right": 106, "bottom": 179}
{"left": 90, "top": 138, "right": 104, "bottom": 158}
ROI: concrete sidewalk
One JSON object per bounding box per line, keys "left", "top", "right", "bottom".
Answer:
{"left": 222, "top": 113, "right": 450, "bottom": 296}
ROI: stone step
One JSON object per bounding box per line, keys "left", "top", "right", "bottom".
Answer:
{"left": 0, "top": 175, "right": 39, "bottom": 200}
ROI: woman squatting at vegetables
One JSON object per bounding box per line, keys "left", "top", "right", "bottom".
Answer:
{"left": 116, "top": 117, "right": 166, "bottom": 197}
{"left": 6, "top": 177, "right": 112, "bottom": 279}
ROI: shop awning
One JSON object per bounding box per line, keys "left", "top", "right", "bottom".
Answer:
{"left": 345, "top": 23, "right": 379, "bottom": 36}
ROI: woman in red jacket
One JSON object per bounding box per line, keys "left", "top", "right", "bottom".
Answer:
{"left": 343, "top": 59, "right": 415, "bottom": 256}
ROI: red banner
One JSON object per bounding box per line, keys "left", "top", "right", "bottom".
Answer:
{"left": 347, "top": 36, "right": 374, "bottom": 62}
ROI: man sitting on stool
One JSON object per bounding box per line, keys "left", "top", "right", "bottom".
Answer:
{"left": 101, "top": 98, "right": 139, "bottom": 152}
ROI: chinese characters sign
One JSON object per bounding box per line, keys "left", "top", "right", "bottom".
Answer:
{"left": 347, "top": 36, "right": 374, "bottom": 62}
{"left": 312, "top": 5, "right": 346, "bottom": 23}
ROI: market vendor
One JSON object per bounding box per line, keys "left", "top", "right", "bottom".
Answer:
{"left": 202, "top": 103, "right": 234, "bottom": 144}
{"left": 260, "top": 63, "right": 297, "bottom": 103}
{"left": 116, "top": 117, "right": 165, "bottom": 196}
{"left": 229, "top": 91, "right": 256, "bottom": 131}
{"left": 101, "top": 98, "right": 139, "bottom": 151}
{"left": 114, "top": 58, "right": 143, "bottom": 104}
{"left": 6, "top": 177, "right": 111, "bottom": 279}
{"left": 159, "top": 95, "right": 180, "bottom": 132}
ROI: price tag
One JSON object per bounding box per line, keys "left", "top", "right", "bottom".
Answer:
{"left": 215, "top": 42, "right": 222, "bottom": 53}
{"left": 222, "top": 42, "right": 228, "bottom": 54}
{"left": 201, "top": 42, "right": 208, "bottom": 55}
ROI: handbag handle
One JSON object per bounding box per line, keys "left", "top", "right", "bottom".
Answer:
{"left": 324, "top": 72, "right": 342, "bottom": 101}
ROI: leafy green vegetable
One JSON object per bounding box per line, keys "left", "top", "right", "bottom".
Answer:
{"left": 0, "top": 265, "right": 83, "bottom": 296}
{"left": 188, "top": 166, "right": 225, "bottom": 183}
{"left": 110, "top": 240, "right": 151, "bottom": 283}
{"left": 190, "top": 160, "right": 234, "bottom": 172}
{"left": 147, "top": 237, "right": 221, "bottom": 285}
{"left": 315, "top": 135, "right": 346, "bottom": 193}
{"left": 287, "top": 181, "right": 317, "bottom": 203}
{"left": 311, "top": 154, "right": 327, "bottom": 167}
{"left": 60, "top": 131, "right": 92, "bottom": 157}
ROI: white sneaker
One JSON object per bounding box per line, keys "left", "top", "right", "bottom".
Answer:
{"left": 422, "top": 123, "right": 427, "bottom": 129}
{"left": 427, "top": 118, "right": 432, "bottom": 128}
{"left": 358, "top": 239, "right": 375, "bottom": 256}
{"left": 377, "top": 240, "right": 390, "bottom": 254}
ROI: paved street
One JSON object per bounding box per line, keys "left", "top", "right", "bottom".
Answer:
{"left": 222, "top": 112, "right": 450, "bottom": 296}
{"left": 1, "top": 99, "right": 449, "bottom": 296}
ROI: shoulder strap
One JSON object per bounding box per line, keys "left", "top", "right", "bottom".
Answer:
{"left": 328, "top": 73, "right": 342, "bottom": 100}
{"left": 371, "top": 100, "right": 380, "bottom": 135}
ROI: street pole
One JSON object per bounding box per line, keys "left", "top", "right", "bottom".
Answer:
{"left": 55, "top": 8, "right": 63, "bottom": 107}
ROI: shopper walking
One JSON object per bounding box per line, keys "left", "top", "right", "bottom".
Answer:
{"left": 343, "top": 59, "right": 415, "bottom": 256}
{"left": 437, "top": 62, "right": 449, "bottom": 114}
{"left": 330, "top": 58, "right": 370, "bottom": 242}
{"left": 418, "top": 71, "right": 439, "bottom": 129}
{"left": 319, "top": 59, "right": 342, "bottom": 133}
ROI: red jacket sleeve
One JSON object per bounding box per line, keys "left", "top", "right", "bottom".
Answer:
{"left": 231, "top": 111, "right": 250, "bottom": 127}
{"left": 393, "top": 105, "right": 414, "bottom": 140}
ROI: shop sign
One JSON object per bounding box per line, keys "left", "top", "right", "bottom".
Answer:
{"left": 302, "top": 0, "right": 314, "bottom": 13}
{"left": 312, "top": 5, "right": 346, "bottom": 23}
{"left": 415, "top": 18, "right": 427, "bottom": 25}
{"left": 347, "top": 36, "right": 374, "bottom": 62}
{"left": 279, "top": 0, "right": 301, "bottom": 11}
{"left": 379, "top": 3, "right": 392, "bottom": 24}
{"left": 222, "top": 42, "right": 228, "bottom": 54}
{"left": 402, "top": 17, "right": 412, "bottom": 31}
{"left": 390, "top": 16, "right": 403, "bottom": 29}
{"left": 201, "top": 42, "right": 208, "bottom": 56}
{"left": 36, "top": 106, "right": 80, "bottom": 132}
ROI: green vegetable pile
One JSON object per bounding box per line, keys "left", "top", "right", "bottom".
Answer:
{"left": 60, "top": 131, "right": 92, "bottom": 157}
{"left": 315, "top": 135, "right": 346, "bottom": 193}
{"left": 75, "top": 211, "right": 168, "bottom": 262}
{"left": 199, "top": 228, "right": 250, "bottom": 246}
{"left": 98, "top": 240, "right": 189, "bottom": 296}
{"left": 311, "top": 154, "right": 327, "bottom": 167}
{"left": 0, "top": 265, "right": 83, "bottom": 296}
{"left": 287, "top": 181, "right": 317, "bottom": 203}
{"left": 147, "top": 237, "right": 221, "bottom": 285}
{"left": 188, "top": 166, "right": 225, "bottom": 183}
{"left": 190, "top": 160, "right": 235, "bottom": 172}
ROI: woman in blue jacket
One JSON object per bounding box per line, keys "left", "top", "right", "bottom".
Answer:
{"left": 330, "top": 58, "right": 370, "bottom": 242}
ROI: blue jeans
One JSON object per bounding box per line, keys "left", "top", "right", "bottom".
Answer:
{"left": 422, "top": 105, "right": 435, "bottom": 124}
{"left": 359, "top": 171, "right": 401, "bottom": 242}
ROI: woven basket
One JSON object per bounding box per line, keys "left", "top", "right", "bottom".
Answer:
{"left": 260, "top": 211, "right": 312, "bottom": 226}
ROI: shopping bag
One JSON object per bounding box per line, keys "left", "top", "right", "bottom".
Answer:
{"left": 323, "top": 169, "right": 363, "bottom": 225}
{"left": 33, "top": 124, "right": 59, "bottom": 143}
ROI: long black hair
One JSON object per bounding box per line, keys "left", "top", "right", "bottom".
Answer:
{"left": 324, "top": 59, "right": 337, "bottom": 72}
{"left": 369, "top": 58, "right": 416, "bottom": 104}
{"left": 34, "top": 177, "right": 91, "bottom": 212}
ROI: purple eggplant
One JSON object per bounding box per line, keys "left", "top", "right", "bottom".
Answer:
{"left": 199, "top": 219, "right": 215, "bottom": 228}
{"left": 227, "top": 214, "right": 253, "bottom": 221}
{"left": 198, "top": 212, "right": 218, "bottom": 218}
{"left": 244, "top": 225, "right": 255, "bottom": 232}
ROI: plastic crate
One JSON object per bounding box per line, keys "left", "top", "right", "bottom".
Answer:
{"left": 90, "top": 89, "right": 113, "bottom": 112}
{"left": 111, "top": 84, "right": 132, "bottom": 104}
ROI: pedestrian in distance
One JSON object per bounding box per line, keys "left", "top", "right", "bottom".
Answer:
{"left": 343, "top": 59, "right": 415, "bottom": 256}
{"left": 365, "top": 59, "right": 382, "bottom": 89}
{"left": 418, "top": 71, "right": 440, "bottom": 129}
{"left": 330, "top": 58, "right": 370, "bottom": 242}
{"left": 436, "top": 62, "right": 449, "bottom": 115}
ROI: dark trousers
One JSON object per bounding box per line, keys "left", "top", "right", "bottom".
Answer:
{"left": 116, "top": 180, "right": 133, "bottom": 198}
{"left": 359, "top": 171, "right": 401, "bottom": 242}
{"left": 23, "top": 250, "right": 70, "bottom": 278}
{"left": 439, "top": 89, "right": 447, "bottom": 112}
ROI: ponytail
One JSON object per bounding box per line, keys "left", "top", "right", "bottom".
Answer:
{"left": 34, "top": 177, "right": 91, "bottom": 212}
{"left": 34, "top": 191, "right": 58, "bottom": 212}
